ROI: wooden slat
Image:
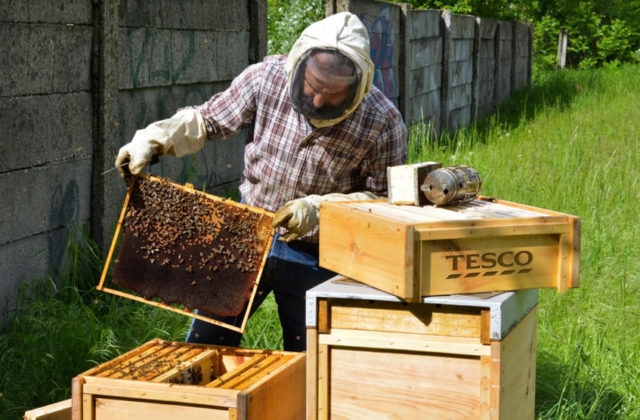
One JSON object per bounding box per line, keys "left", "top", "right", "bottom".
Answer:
{"left": 318, "top": 299, "right": 330, "bottom": 334}
{"left": 306, "top": 328, "right": 318, "bottom": 420}
{"left": 92, "top": 396, "right": 229, "bottom": 420}
{"left": 205, "top": 355, "right": 267, "bottom": 388}
{"left": 82, "top": 376, "right": 238, "bottom": 408}
{"left": 217, "top": 355, "right": 287, "bottom": 390}
{"left": 416, "top": 221, "right": 570, "bottom": 240}
{"left": 24, "top": 399, "right": 71, "bottom": 420}
{"left": 71, "top": 376, "right": 85, "bottom": 420}
{"left": 319, "top": 329, "right": 490, "bottom": 356}
{"left": 329, "top": 299, "right": 482, "bottom": 338}
{"left": 317, "top": 343, "right": 329, "bottom": 420}
{"left": 81, "top": 395, "right": 92, "bottom": 420}
{"left": 480, "top": 309, "right": 491, "bottom": 345}
{"left": 97, "top": 180, "right": 134, "bottom": 291}
{"left": 480, "top": 355, "right": 492, "bottom": 420}
{"left": 100, "top": 287, "right": 244, "bottom": 332}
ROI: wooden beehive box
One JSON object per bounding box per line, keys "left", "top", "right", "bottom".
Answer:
{"left": 319, "top": 197, "right": 580, "bottom": 300}
{"left": 71, "top": 339, "right": 305, "bottom": 420}
{"left": 98, "top": 174, "right": 274, "bottom": 332}
{"left": 306, "top": 277, "right": 538, "bottom": 419}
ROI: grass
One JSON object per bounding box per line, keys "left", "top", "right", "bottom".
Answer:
{"left": 1, "top": 65, "right": 638, "bottom": 419}
{"left": 409, "top": 63, "right": 640, "bottom": 418}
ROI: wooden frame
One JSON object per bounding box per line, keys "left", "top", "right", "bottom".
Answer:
{"left": 319, "top": 196, "right": 580, "bottom": 300}
{"left": 307, "top": 298, "right": 536, "bottom": 420}
{"left": 97, "top": 174, "right": 274, "bottom": 333}
{"left": 72, "top": 339, "right": 305, "bottom": 420}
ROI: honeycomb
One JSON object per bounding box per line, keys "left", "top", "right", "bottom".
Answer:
{"left": 112, "top": 176, "right": 274, "bottom": 317}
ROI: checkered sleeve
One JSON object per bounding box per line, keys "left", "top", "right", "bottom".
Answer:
{"left": 362, "top": 108, "right": 408, "bottom": 195}
{"left": 193, "top": 62, "right": 265, "bottom": 139}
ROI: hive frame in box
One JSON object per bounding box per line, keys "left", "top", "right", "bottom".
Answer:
{"left": 97, "top": 174, "right": 274, "bottom": 333}
{"left": 319, "top": 196, "right": 580, "bottom": 300}
{"left": 71, "top": 338, "right": 306, "bottom": 420}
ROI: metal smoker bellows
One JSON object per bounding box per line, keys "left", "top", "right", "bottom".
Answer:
{"left": 420, "top": 165, "right": 482, "bottom": 205}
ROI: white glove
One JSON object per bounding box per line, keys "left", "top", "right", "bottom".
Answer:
{"left": 115, "top": 108, "right": 207, "bottom": 178}
{"left": 272, "top": 191, "right": 380, "bottom": 242}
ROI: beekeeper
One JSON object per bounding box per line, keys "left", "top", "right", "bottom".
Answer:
{"left": 115, "top": 12, "right": 407, "bottom": 351}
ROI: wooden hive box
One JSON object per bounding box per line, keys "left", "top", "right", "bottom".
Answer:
{"left": 71, "top": 339, "right": 305, "bottom": 420}
{"left": 319, "top": 197, "right": 580, "bottom": 300}
{"left": 306, "top": 277, "right": 538, "bottom": 419}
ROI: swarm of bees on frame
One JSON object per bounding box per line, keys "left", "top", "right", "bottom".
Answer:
{"left": 125, "top": 177, "right": 264, "bottom": 275}
{"left": 112, "top": 176, "right": 274, "bottom": 316}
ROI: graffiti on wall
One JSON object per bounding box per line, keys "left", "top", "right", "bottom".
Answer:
{"left": 360, "top": 5, "right": 397, "bottom": 104}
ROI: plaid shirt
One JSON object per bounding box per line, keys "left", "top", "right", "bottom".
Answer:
{"left": 195, "top": 55, "right": 407, "bottom": 240}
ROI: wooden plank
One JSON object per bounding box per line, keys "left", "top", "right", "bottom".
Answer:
{"left": 82, "top": 376, "right": 238, "bottom": 408}
{"left": 480, "top": 355, "right": 492, "bottom": 420}
{"left": 306, "top": 328, "right": 318, "bottom": 420}
{"left": 480, "top": 309, "right": 491, "bottom": 345}
{"left": 228, "top": 408, "right": 238, "bottom": 420}
{"left": 317, "top": 343, "right": 329, "bottom": 420}
{"left": 92, "top": 397, "right": 228, "bottom": 420}
{"left": 319, "top": 202, "right": 415, "bottom": 300}
{"left": 206, "top": 355, "right": 267, "bottom": 388}
{"left": 24, "top": 399, "right": 71, "bottom": 420}
{"left": 329, "top": 299, "right": 482, "bottom": 337}
{"left": 319, "top": 329, "right": 490, "bottom": 356}
{"left": 71, "top": 376, "right": 85, "bottom": 420}
{"left": 100, "top": 287, "right": 244, "bottom": 332}
{"left": 497, "top": 307, "right": 536, "bottom": 419}
{"left": 97, "top": 180, "right": 134, "bottom": 291}
{"left": 224, "top": 355, "right": 294, "bottom": 390}
{"left": 416, "top": 221, "right": 570, "bottom": 240}
{"left": 571, "top": 218, "right": 581, "bottom": 288}
{"left": 81, "top": 395, "right": 93, "bottom": 420}
{"left": 239, "top": 353, "right": 306, "bottom": 420}
{"left": 329, "top": 347, "right": 482, "bottom": 419}
{"left": 318, "top": 299, "right": 330, "bottom": 334}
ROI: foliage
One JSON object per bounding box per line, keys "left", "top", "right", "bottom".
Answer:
{"left": 267, "top": 0, "right": 324, "bottom": 55}
{"left": 390, "top": 0, "right": 640, "bottom": 70}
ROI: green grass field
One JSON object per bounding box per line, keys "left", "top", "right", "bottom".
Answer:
{"left": 1, "top": 64, "right": 639, "bottom": 419}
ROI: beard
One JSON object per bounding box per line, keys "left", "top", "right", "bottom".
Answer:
{"left": 289, "top": 66, "right": 356, "bottom": 121}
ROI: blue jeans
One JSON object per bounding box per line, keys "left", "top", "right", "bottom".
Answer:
{"left": 186, "top": 233, "right": 335, "bottom": 351}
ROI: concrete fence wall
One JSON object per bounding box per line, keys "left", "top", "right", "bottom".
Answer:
{"left": 0, "top": 0, "right": 266, "bottom": 322}
{"left": 327, "top": 0, "right": 533, "bottom": 130}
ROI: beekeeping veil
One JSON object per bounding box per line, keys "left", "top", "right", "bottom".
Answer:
{"left": 285, "top": 12, "right": 374, "bottom": 128}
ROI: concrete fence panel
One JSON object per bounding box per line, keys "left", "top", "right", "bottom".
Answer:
{"left": 473, "top": 17, "right": 498, "bottom": 120}
{"left": 405, "top": 9, "right": 442, "bottom": 131}
{"left": 0, "top": 0, "right": 266, "bottom": 322}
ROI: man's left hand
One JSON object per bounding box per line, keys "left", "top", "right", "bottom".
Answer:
{"left": 272, "top": 191, "right": 380, "bottom": 242}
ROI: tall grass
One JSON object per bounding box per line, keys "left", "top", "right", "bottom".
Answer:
{"left": 410, "top": 64, "right": 640, "bottom": 418}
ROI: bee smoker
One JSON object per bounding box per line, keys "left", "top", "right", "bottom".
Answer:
{"left": 419, "top": 165, "right": 482, "bottom": 205}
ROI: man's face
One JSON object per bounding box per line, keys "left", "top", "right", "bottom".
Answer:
{"left": 292, "top": 52, "right": 357, "bottom": 120}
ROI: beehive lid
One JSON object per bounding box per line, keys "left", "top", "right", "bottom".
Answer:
{"left": 98, "top": 175, "right": 274, "bottom": 333}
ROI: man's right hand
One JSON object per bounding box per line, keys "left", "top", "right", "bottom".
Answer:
{"left": 113, "top": 108, "right": 208, "bottom": 179}
{"left": 115, "top": 135, "right": 160, "bottom": 178}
